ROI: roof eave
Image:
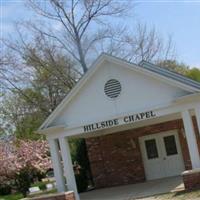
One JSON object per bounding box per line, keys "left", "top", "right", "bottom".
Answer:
{"left": 174, "top": 92, "right": 200, "bottom": 104}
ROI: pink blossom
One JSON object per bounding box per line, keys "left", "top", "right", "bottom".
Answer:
{"left": 0, "top": 139, "right": 52, "bottom": 183}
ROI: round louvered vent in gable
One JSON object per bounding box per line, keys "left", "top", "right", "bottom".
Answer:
{"left": 104, "top": 79, "right": 122, "bottom": 99}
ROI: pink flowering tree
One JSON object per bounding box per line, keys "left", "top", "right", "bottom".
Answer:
{"left": 0, "top": 139, "right": 52, "bottom": 188}
{"left": 16, "top": 140, "right": 52, "bottom": 173}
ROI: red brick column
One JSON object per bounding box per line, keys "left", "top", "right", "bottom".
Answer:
{"left": 30, "top": 191, "right": 76, "bottom": 200}
{"left": 182, "top": 169, "right": 200, "bottom": 190}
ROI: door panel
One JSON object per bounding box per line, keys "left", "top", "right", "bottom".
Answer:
{"left": 160, "top": 132, "right": 185, "bottom": 177}
{"left": 140, "top": 134, "right": 165, "bottom": 180}
{"left": 139, "top": 130, "right": 185, "bottom": 180}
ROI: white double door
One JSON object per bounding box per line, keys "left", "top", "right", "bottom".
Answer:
{"left": 139, "top": 130, "right": 185, "bottom": 180}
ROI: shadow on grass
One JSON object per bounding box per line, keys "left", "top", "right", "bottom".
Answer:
{"left": 172, "top": 188, "right": 200, "bottom": 198}
{"left": 136, "top": 189, "right": 200, "bottom": 200}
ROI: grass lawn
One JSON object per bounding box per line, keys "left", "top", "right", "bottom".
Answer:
{"left": 0, "top": 193, "right": 23, "bottom": 200}
{"left": 140, "top": 189, "right": 200, "bottom": 200}
{"left": 0, "top": 189, "right": 57, "bottom": 200}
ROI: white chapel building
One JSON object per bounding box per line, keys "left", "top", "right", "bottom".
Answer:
{"left": 38, "top": 54, "right": 200, "bottom": 200}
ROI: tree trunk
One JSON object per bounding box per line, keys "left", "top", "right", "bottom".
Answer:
{"left": 76, "top": 36, "right": 88, "bottom": 73}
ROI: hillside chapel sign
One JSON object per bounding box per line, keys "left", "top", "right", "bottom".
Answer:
{"left": 83, "top": 110, "right": 156, "bottom": 133}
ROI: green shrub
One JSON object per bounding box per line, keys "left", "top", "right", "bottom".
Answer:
{"left": 33, "top": 170, "right": 46, "bottom": 182}
{"left": 75, "top": 171, "right": 88, "bottom": 193}
{"left": 0, "top": 184, "right": 11, "bottom": 195}
{"left": 71, "top": 139, "right": 93, "bottom": 193}
{"left": 14, "top": 168, "right": 32, "bottom": 197}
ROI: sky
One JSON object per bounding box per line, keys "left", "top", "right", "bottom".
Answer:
{"left": 1, "top": 0, "right": 200, "bottom": 68}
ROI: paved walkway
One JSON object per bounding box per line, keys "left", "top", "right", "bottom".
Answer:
{"left": 80, "top": 176, "right": 184, "bottom": 200}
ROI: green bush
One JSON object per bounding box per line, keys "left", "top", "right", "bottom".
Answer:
{"left": 14, "top": 168, "right": 32, "bottom": 197}
{"left": 73, "top": 139, "right": 93, "bottom": 192}
{"left": 0, "top": 184, "right": 11, "bottom": 195}
{"left": 34, "top": 171, "right": 46, "bottom": 182}
{"left": 75, "top": 171, "right": 88, "bottom": 193}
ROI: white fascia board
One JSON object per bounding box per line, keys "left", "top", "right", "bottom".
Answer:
{"left": 42, "top": 99, "right": 200, "bottom": 138}
{"left": 174, "top": 93, "right": 200, "bottom": 104}
{"left": 63, "top": 99, "right": 198, "bottom": 132}
{"left": 47, "top": 101, "right": 200, "bottom": 139}
{"left": 36, "top": 125, "right": 65, "bottom": 135}
{"left": 40, "top": 101, "right": 174, "bottom": 136}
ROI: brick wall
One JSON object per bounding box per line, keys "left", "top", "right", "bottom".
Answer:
{"left": 182, "top": 170, "right": 200, "bottom": 190}
{"left": 86, "top": 118, "right": 200, "bottom": 188}
{"left": 86, "top": 132, "right": 145, "bottom": 187}
{"left": 30, "top": 191, "right": 75, "bottom": 200}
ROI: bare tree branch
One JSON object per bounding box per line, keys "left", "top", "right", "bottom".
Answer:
{"left": 26, "top": 0, "right": 131, "bottom": 73}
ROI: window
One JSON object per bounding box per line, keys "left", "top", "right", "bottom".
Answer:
{"left": 145, "top": 139, "right": 159, "bottom": 159}
{"left": 164, "top": 135, "right": 178, "bottom": 156}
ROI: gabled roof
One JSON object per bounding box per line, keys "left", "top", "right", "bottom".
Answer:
{"left": 38, "top": 53, "right": 200, "bottom": 131}
{"left": 139, "top": 61, "right": 200, "bottom": 90}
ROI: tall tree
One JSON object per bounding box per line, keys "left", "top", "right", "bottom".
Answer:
{"left": 1, "top": 34, "right": 79, "bottom": 138}
{"left": 1, "top": 1, "right": 176, "bottom": 96}
{"left": 186, "top": 68, "right": 200, "bottom": 82}
{"left": 101, "top": 23, "right": 176, "bottom": 63}
{"left": 27, "top": 0, "right": 131, "bottom": 73}
{"left": 157, "top": 60, "right": 189, "bottom": 75}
